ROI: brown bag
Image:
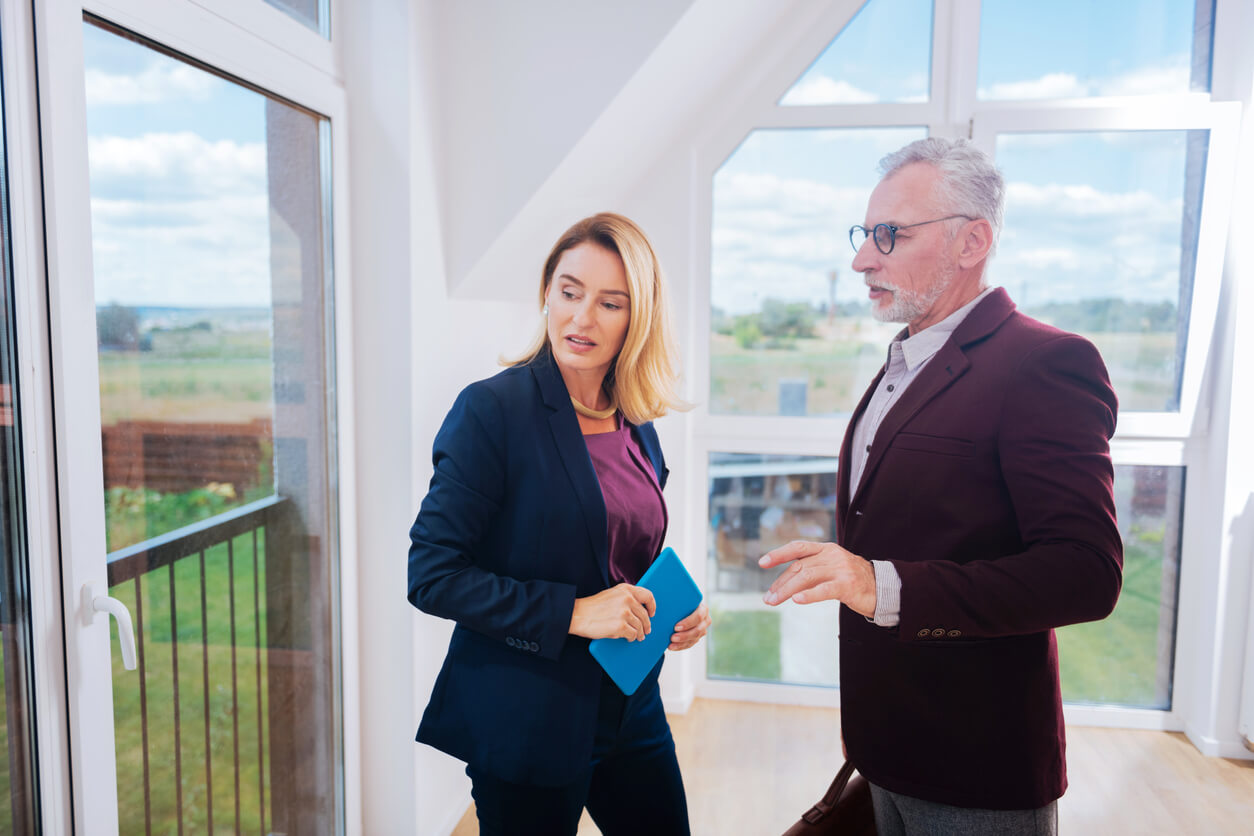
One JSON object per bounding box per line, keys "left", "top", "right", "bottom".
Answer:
{"left": 781, "top": 760, "right": 878, "bottom": 836}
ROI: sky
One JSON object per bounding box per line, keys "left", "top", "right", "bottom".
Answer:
{"left": 81, "top": 1, "right": 1207, "bottom": 314}
{"left": 84, "top": 22, "right": 279, "bottom": 308}
{"left": 715, "top": 0, "right": 1206, "bottom": 315}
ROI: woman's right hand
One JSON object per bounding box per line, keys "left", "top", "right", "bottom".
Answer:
{"left": 569, "top": 584, "right": 656, "bottom": 641}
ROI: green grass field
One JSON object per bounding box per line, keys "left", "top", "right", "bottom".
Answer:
{"left": 98, "top": 354, "right": 272, "bottom": 425}
{"left": 708, "top": 609, "right": 783, "bottom": 682}
{"left": 710, "top": 320, "right": 1178, "bottom": 415}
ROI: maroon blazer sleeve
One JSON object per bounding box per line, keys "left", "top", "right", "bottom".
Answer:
{"left": 891, "top": 333, "right": 1122, "bottom": 640}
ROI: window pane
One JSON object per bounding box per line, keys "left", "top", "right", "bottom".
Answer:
{"left": 707, "top": 453, "right": 840, "bottom": 687}
{"left": 707, "top": 456, "right": 1184, "bottom": 707}
{"left": 978, "top": 0, "right": 1211, "bottom": 99}
{"left": 0, "top": 21, "right": 42, "bottom": 831}
{"left": 995, "top": 131, "right": 1204, "bottom": 412}
{"left": 780, "top": 0, "right": 932, "bottom": 105}
{"left": 710, "top": 127, "right": 924, "bottom": 416}
{"left": 85, "top": 21, "right": 340, "bottom": 835}
{"left": 1059, "top": 465, "right": 1182, "bottom": 709}
{"left": 264, "top": 0, "right": 327, "bottom": 37}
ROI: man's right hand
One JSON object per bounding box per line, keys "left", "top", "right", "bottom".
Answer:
{"left": 569, "top": 584, "right": 656, "bottom": 641}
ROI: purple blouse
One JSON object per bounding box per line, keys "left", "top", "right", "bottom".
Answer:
{"left": 583, "top": 418, "right": 668, "bottom": 584}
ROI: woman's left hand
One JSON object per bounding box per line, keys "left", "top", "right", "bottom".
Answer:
{"left": 668, "top": 602, "right": 711, "bottom": 651}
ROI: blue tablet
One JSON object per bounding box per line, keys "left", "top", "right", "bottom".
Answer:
{"left": 589, "top": 547, "right": 703, "bottom": 695}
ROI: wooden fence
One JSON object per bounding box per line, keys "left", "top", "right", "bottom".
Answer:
{"left": 102, "top": 419, "right": 272, "bottom": 494}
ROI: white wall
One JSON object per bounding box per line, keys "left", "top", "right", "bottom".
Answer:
{"left": 345, "top": 1, "right": 534, "bottom": 833}
{"left": 433, "top": 0, "right": 694, "bottom": 288}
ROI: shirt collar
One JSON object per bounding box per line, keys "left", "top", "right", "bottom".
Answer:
{"left": 896, "top": 286, "right": 997, "bottom": 371}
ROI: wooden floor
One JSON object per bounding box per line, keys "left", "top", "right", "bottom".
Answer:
{"left": 452, "top": 697, "right": 1254, "bottom": 834}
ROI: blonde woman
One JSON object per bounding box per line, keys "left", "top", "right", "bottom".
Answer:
{"left": 408, "top": 213, "right": 708, "bottom": 835}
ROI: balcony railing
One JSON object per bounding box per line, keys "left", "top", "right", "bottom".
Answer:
{"left": 107, "top": 495, "right": 287, "bottom": 836}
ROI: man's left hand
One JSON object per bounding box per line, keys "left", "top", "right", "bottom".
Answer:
{"left": 759, "top": 540, "right": 877, "bottom": 618}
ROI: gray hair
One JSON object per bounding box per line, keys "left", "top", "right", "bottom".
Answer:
{"left": 878, "top": 138, "right": 1006, "bottom": 257}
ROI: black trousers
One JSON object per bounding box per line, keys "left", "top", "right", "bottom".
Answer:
{"left": 467, "top": 673, "right": 690, "bottom": 836}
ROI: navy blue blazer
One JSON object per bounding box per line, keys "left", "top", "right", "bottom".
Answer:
{"left": 408, "top": 351, "right": 669, "bottom": 785}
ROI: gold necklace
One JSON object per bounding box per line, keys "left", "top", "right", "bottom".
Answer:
{"left": 570, "top": 396, "right": 616, "bottom": 420}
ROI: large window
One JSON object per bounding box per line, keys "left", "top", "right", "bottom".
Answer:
{"left": 699, "top": 0, "right": 1229, "bottom": 721}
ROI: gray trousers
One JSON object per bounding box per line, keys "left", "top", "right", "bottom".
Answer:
{"left": 869, "top": 783, "right": 1059, "bottom": 836}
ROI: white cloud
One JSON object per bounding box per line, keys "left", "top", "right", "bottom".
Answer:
{"left": 712, "top": 168, "right": 1187, "bottom": 314}
{"left": 982, "top": 72, "right": 1088, "bottom": 100}
{"left": 780, "top": 75, "right": 877, "bottom": 105}
{"left": 980, "top": 56, "right": 1191, "bottom": 101}
{"left": 1007, "top": 182, "right": 1177, "bottom": 221}
{"left": 85, "top": 62, "right": 216, "bottom": 106}
{"left": 712, "top": 171, "right": 873, "bottom": 312}
{"left": 88, "top": 132, "right": 266, "bottom": 198}
{"left": 1102, "top": 61, "right": 1191, "bottom": 97}
{"left": 995, "top": 179, "right": 1183, "bottom": 303}
{"left": 86, "top": 132, "right": 275, "bottom": 307}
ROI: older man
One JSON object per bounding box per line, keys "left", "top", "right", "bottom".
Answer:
{"left": 761, "top": 138, "right": 1123, "bottom": 835}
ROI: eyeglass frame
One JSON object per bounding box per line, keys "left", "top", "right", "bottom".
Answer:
{"left": 849, "top": 214, "right": 975, "bottom": 255}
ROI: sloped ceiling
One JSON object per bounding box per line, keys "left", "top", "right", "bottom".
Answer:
{"left": 431, "top": 0, "right": 844, "bottom": 302}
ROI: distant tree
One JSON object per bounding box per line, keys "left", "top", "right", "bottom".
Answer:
{"left": 97, "top": 303, "right": 140, "bottom": 349}
{"left": 1030, "top": 298, "right": 1177, "bottom": 334}
{"left": 758, "top": 298, "right": 818, "bottom": 338}
{"left": 732, "top": 317, "right": 762, "bottom": 349}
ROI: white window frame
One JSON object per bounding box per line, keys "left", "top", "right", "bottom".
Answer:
{"left": 13, "top": 0, "right": 360, "bottom": 831}
{"left": 687, "top": 0, "right": 1243, "bottom": 732}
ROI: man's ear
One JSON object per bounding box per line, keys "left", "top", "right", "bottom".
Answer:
{"left": 956, "top": 219, "right": 993, "bottom": 268}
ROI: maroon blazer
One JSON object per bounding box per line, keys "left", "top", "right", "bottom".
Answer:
{"left": 837, "top": 288, "right": 1122, "bottom": 810}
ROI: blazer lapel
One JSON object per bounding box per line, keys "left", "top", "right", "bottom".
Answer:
{"left": 531, "top": 353, "right": 611, "bottom": 586}
{"left": 838, "top": 363, "right": 885, "bottom": 532}
{"left": 851, "top": 289, "right": 1016, "bottom": 508}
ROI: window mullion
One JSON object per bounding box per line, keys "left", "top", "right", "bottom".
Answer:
{"left": 933, "top": 0, "right": 982, "bottom": 137}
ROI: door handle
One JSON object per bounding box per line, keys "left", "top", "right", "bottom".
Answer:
{"left": 83, "top": 584, "right": 137, "bottom": 671}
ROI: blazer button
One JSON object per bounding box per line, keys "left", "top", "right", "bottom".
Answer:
{"left": 931, "top": 628, "right": 945, "bottom": 638}
{"left": 917, "top": 628, "right": 930, "bottom": 638}
{"left": 947, "top": 630, "right": 961, "bottom": 638}
{"left": 506, "top": 637, "right": 516, "bottom": 648}
{"left": 529, "top": 641, "right": 540, "bottom": 652}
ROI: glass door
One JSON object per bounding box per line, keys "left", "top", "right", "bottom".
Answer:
{"left": 36, "top": 5, "right": 344, "bottom": 833}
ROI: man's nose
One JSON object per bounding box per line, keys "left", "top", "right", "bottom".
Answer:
{"left": 851, "top": 237, "right": 877, "bottom": 272}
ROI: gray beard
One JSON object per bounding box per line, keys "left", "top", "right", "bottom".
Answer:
{"left": 869, "top": 262, "right": 956, "bottom": 324}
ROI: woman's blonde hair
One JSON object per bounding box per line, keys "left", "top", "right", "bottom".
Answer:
{"left": 507, "top": 212, "right": 687, "bottom": 424}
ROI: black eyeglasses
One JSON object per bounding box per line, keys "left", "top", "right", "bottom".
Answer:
{"left": 849, "top": 215, "right": 974, "bottom": 255}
